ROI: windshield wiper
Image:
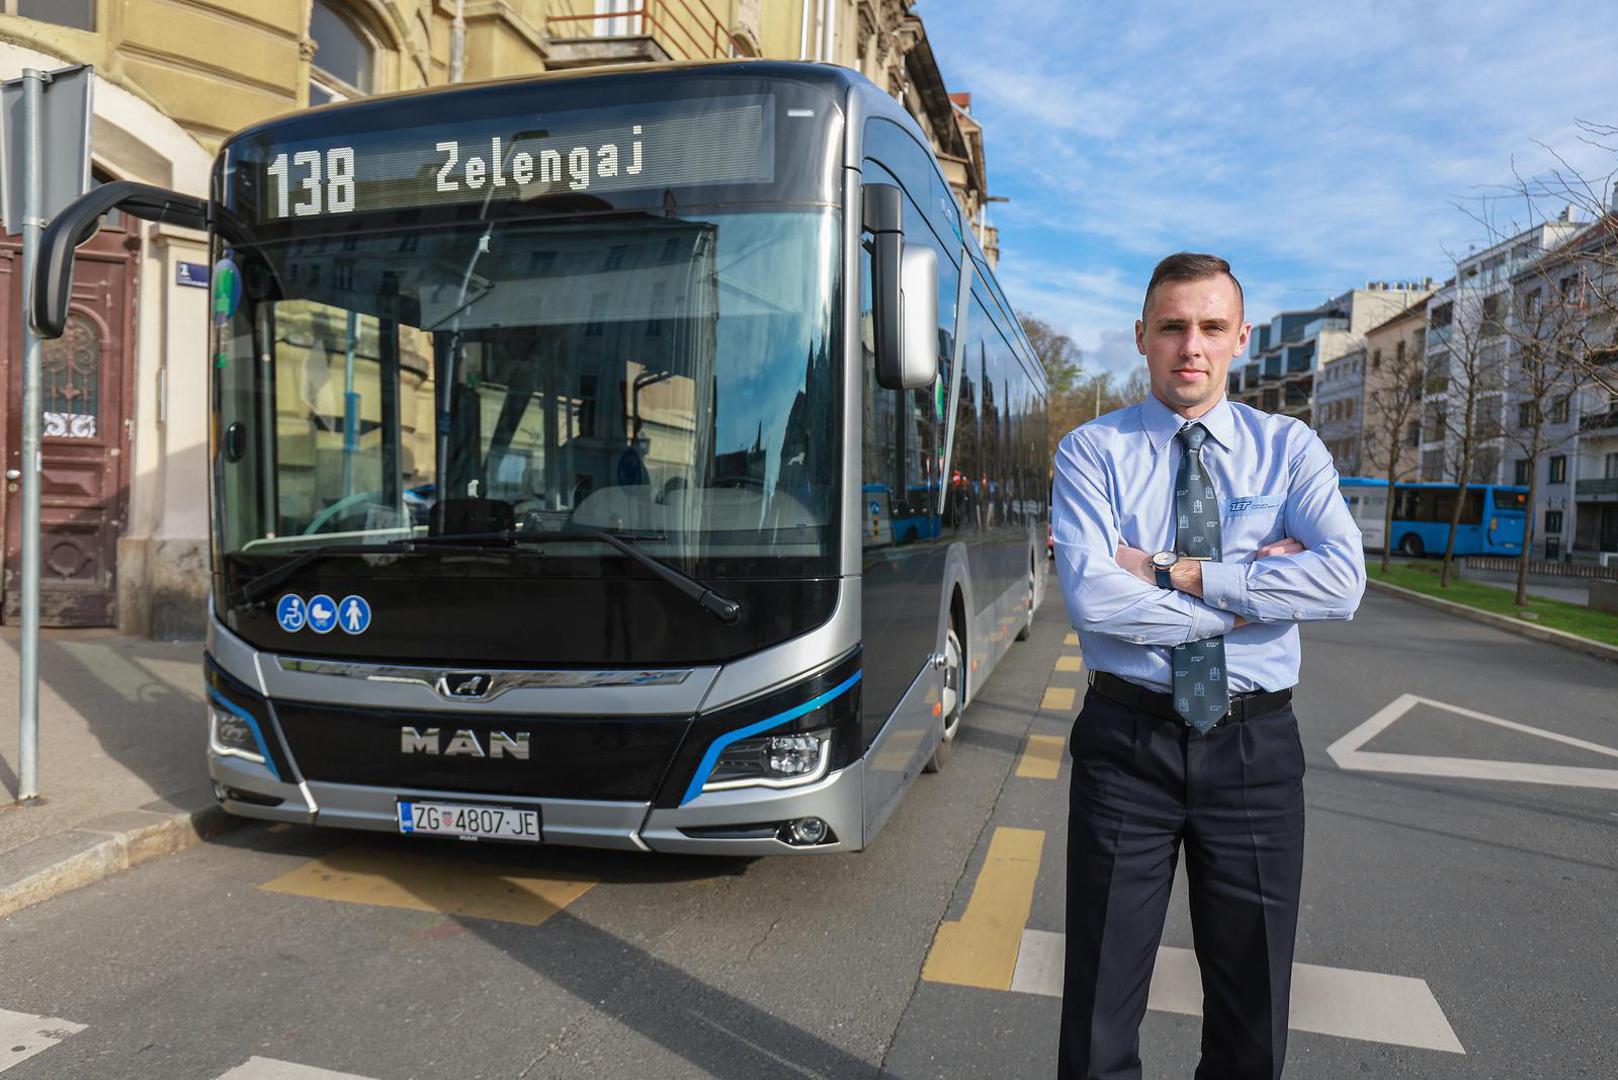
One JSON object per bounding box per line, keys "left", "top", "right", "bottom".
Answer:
{"left": 411, "top": 526, "right": 742, "bottom": 623}
{"left": 232, "top": 528, "right": 743, "bottom": 624}
{"left": 229, "top": 538, "right": 491, "bottom": 609}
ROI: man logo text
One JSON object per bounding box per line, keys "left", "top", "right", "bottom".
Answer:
{"left": 399, "top": 727, "right": 530, "bottom": 759}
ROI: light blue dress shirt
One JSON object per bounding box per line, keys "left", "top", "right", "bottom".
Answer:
{"left": 1052, "top": 393, "right": 1366, "bottom": 694}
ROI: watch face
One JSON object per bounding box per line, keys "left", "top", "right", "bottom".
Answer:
{"left": 1151, "top": 551, "right": 1177, "bottom": 570}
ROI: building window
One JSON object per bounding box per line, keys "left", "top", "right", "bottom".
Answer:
{"left": 1549, "top": 395, "right": 1569, "bottom": 424}
{"left": 1606, "top": 452, "right": 1618, "bottom": 479}
{"left": 310, "top": 0, "right": 378, "bottom": 105}
{"left": 1372, "top": 348, "right": 1382, "bottom": 370}
{"left": 1548, "top": 455, "right": 1566, "bottom": 484}
{"left": 1406, "top": 421, "right": 1420, "bottom": 448}
{"left": 1514, "top": 458, "right": 1531, "bottom": 485}
{"left": 1430, "top": 302, "right": 1453, "bottom": 329}
{"left": 1517, "top": 402, "right": 1535, "bottom": 428}
{"left": 1545, "top": 510, "right": 1563, "bottom": 534}
{"left": 11, "top": 0, "right": 94, "bottom": 30}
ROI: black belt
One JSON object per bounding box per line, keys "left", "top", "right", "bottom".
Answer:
{"left": 1087, "top": 670, "right": 1292, "bottom": 730}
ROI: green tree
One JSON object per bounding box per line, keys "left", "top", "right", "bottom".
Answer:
{"left": 1019, "top": 313, "right": 1083, "bottom": 395}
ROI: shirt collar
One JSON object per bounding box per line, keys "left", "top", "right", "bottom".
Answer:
{"left": 1140, "top": 393, "right": 1236, "bottom": 455}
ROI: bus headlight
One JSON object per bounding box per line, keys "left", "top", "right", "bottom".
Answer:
{"left": 706, "top": 729, "right": 832, "bottom": 790}
{"left": 209, "top": 702, "right": 265, "bottom": 764}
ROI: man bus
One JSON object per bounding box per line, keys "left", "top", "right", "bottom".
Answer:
{"left": 1338, "top": 476, "right": 1527, "bottom": 557}
{"left": 34, "top": 61, "right": 1049, "bottom": 855}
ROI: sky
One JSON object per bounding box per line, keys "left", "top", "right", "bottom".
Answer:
{"left": 920, "top": 0, "right": 1618, "bottom": 379}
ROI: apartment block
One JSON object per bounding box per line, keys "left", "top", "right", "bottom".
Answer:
{"left": 1231, "top": 282, "right": 1431, "bottom": 426}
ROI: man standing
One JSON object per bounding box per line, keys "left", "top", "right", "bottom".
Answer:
{"left": 1051, "top": 253, "right": 1365, "bottom": 1079}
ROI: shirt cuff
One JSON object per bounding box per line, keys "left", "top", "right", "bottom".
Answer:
{"left": 1198, "top": 560, "right": 1249, "bottom": 620}
{"left": 1185, "top": 593, "right": 1238, "bottom": 642}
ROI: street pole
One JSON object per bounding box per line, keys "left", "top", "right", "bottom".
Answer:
{"left": 17, "top": 68, "right": 45, "bottom": 802}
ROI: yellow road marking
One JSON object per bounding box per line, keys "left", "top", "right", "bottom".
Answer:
{"left": 922, "top": 827, "right": 1045, "bottom": 990}
{"left": 1063, "top": 632, "right": 1079, "bottom": 646}
{"left": 1054, "top": 655, "right": 1083, "bottom": 673}
{"left": 259, "top": 847, "right": 595, "bottom": 926}
{"left": 1041, "top": 686, "right": 1076, "bottom": 713}
{"left": 1016, "top": 734, "right": 1065, "bottom": 780}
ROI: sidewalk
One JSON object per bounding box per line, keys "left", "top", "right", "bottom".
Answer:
{"left": 0, "top": 626, "right": 240, "bottom": 917}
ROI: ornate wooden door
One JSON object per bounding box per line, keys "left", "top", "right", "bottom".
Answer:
{"left": 0, "top": 219, "right": 137, "bottom": 626}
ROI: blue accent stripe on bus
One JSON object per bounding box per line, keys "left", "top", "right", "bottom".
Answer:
{"left": 680, "top": 669, "right": 862, "bottom": 806}
{"left": 208, "top": 687, "right": 282, "bottom": 782}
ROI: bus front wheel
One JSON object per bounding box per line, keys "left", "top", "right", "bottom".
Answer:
{"left": 1399, "top": 533, "right": 1425, "bottom": 557}
{"left": 924, "top": 625, "right": 963, "bottom": 774}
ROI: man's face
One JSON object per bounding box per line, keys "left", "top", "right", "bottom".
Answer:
{"left": 1135, "top": 275, "right": 1251, "bottom": 416}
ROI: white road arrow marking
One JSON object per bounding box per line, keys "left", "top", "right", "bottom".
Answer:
{"left": 0, "top": 1007, "right": 86, "bottom": 1073}
{"left": 1009, "top": 932, "right": 1464, "bottom": 1053}
{"left": 1328, "top": 693, "right": 1618, "bottom": 790}
{"left": 216, "top": 1057, "right": 380, "bottom": 1080}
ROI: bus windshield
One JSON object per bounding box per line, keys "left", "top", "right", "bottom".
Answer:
{"left": 212, "top": 209, "right": 840, "bottom": 578}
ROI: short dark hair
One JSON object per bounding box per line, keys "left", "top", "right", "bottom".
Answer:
{"left": 1142, "top": 252, "right": 1244, "bottom": 321}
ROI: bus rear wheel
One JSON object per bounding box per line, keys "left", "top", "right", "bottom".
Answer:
{"left": 924, "top": 625, "right": 963, "bottom": 774}
{"left": 1399, "top": 533, "right": 1425, "bottom": 557}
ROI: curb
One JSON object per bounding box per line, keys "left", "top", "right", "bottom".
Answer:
{"left": 1365, "top": 577, "right": 1618, "bottom": 665}
{"left": 0, "top": 802, "right": 247, "bottom": 919}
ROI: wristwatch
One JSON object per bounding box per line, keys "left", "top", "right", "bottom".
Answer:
{"left": 1150, "top": 550, "right": 1179, "bottom": 589}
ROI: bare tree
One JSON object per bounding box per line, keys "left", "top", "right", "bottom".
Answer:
{"left": 1498, "top": 259, "right": 1586, "bottom": 602}
{"left": 1362, "top": 329, "right": 1425, "bottom": 575}
{"left": 1428, "top": 275, "right": 1501, "bottom": 588}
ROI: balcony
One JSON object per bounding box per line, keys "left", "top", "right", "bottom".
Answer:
{"left": 1301, "top": 316, "right": 1349, "bottom": 339}
{"left": 1580, "top": 408, "right": 1618, "bottom": 434}
{"left": 1576, "top": 477, "right": 1618, "bottom": 498}
{"left": 546, "top": 0, "right": 744, "bottom": 68}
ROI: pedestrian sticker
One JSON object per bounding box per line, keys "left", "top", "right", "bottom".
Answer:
{"left": 276, "top": 594, "right": 307, "bottom": 632}
{"left": 307, "top": 594, "right": 338, "bottom": 634}
{"left": 338, "top": 594, "right": 371, "bottom": 635}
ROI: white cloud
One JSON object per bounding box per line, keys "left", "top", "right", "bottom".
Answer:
{"left": 924, "top": 1, "right": 1618, "bottom": 343}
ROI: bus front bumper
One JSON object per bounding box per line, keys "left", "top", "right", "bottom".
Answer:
{"left": 209, "top": 749, "right": 865, "bottom": 856}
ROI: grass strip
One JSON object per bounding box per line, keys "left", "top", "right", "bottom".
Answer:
{"left": 1365, "top": 560, "right": 1618, "bottom": 648}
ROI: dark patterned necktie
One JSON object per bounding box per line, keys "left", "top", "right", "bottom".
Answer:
{"left": 1172, "top": 423, "right": 1228, "bottom": 733}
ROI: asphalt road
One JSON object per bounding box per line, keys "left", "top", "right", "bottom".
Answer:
{"left": 1, "top": 588, "right": 1614, "bottom": 1079}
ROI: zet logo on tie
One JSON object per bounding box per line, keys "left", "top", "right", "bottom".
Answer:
{"left": 306, "top": 594, "right": 339, "bottom": 634}
{"left": 338, "top": 595, "right": 372, "bottom": 635}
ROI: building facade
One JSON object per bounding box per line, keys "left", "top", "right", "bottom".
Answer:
{"left": 1232, "top": 281, "right": 1431, "bottom": 427}
{"left": 1416, "top": 217, "right": 1580, "bottom": 489}
{"left": 0, "top": 0, "right": 995, "bottom": 635}
{"left": 1358, "top": 302, "right": 1428, "bottom": 484}
{"left": 1503, "top": 215, "right": 1618, "bottom": 559}
{"left": 1314, "top": 347, "right": 1368, "bottom": 476}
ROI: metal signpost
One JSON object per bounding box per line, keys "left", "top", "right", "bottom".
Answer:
{"left": 0, "top": 65, "right": 93, "bottom": 803}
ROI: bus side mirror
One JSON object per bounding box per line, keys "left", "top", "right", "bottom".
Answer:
{"left": 864, "top": 182, "right": 938, "bottom": 391}
{"left": 32, "top": 181, "right": 209, "bottom": 338}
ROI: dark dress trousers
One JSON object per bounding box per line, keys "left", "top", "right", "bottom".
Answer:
{"left": 1057, "top": 685, "right": 1305, "bottom": 1080}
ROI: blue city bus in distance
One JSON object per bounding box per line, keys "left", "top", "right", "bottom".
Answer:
{"left": 1339, "top": 477, "right": 1528, "bottom": 557}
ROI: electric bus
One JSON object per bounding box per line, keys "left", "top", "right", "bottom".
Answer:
{"left": 35, "top": 62, "right": 1049, "bottom": 855}
{"left": 1339, "top": 476, "right": 1527, "bottom": 556}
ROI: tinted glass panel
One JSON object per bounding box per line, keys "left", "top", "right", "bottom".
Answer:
{"left": 20, "top": 0, "right": 94, "bottom": 30}
{"left": 311, "top": 1, "right": 374, "bottom": 93}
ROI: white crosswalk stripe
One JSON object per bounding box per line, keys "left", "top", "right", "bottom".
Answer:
{"left": 1009, "top": 931, "right": 1465, "bottom": 1054}
{"left": 0, "top": 1007, "right": 87, "bottom": 1073}
{"left": 216, "top": 1058, "right": 380, "bottom": 1080}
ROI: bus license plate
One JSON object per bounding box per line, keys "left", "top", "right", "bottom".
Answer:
{"left": 397, "top": 800, "right": 541, "bottom": 843}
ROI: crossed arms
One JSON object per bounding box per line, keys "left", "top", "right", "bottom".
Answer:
{"left": 1051, "top": 428, "right": 1366, "bottom": 647}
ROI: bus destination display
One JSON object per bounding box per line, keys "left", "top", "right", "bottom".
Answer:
{"left": 253, "top": 94, "right": 775, "bottom": 221}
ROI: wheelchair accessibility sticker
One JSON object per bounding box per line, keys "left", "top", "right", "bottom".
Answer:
{"left": 276, "top": 594, "right": 307, "bottom": 632}
{"left": 275, "top": 592, "right": 371, "bottom": 634}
